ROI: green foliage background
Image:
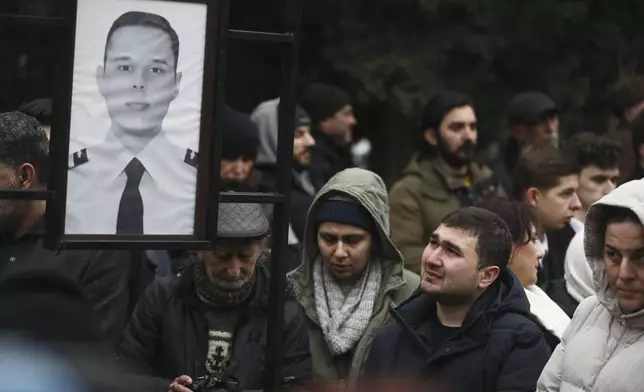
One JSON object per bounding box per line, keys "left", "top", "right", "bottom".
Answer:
{"left": 3, "top": 0, "right": 644, "bottom": 184}
{"left": 298, "top": 0, "right": 644, "bottom": 183}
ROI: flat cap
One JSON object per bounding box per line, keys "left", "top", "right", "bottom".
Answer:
{"left": 507, "top": 91, "right": 558, "bottom": 125}
{"left": 217, "top": 202, "right": 270, "bottom": 239}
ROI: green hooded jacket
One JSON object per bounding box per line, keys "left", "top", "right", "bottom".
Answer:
{"left": 389, "top": 153, "right": 502, "bottom": 273}
{"left": 287, "top": 168, "right": 420, "bottom": 385}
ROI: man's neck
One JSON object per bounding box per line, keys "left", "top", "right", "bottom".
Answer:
{"left": 14, "top": 201, "right": 46, "bottom": 238}
{"left": 436, "top": 302, "right": 471, "bottom": 328}
{"left": 112, "top": 125, "right": 161, "bottom": 155}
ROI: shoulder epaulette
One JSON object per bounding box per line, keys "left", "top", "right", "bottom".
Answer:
{"left": 184, "top": 148, "right": 199, "bottom": 168}
{"left": 68, "top": 148, "right": 89, "bottom": 169}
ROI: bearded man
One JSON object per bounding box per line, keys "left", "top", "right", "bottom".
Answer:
{"left": 389, "top": 91, "right": 503, "bottom": 273}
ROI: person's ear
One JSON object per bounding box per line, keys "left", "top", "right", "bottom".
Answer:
{"left": 96, "top": 65, "right": 106, "bottom": 97}
{"left": 525, "top": 187, "right": 541, "bottom": 207}
{"left": 260, "top": 235, "right": 271, "bottom": 250}
{"left": 17, "top": 163, "right": 37, "bottom": 189}
{"left": 423, "top": 128, "right": 438, "bottom": 147}
{"left": 478, "top": 265, "right": 500, "bottom": 290}
{"left": 172, "top": 72, "right": 183, "bottom": 100}
{"left": 638, "top": 143, "right": 644, "bottom": 159}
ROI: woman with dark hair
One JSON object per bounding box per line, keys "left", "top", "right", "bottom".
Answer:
{"left": 478, "top": 197, "right": 570, "bottom": 350}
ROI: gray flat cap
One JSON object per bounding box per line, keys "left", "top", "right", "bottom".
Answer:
{"left": 217, "top": 203, "right": 270, "bottom": 239}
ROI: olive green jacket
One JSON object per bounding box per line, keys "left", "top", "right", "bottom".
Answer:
{"left": 287, "top": 168, "right": 420, "bottom": 385}
{"left": 389, "top": 154, "right": 502, "bottom": 273}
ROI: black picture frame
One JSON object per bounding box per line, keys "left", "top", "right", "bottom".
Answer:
{"left": 44, "top": 0, "right": 224, "bottom": 250}
{"left": 2, "top": 0, "right": 303, "bottom": 391}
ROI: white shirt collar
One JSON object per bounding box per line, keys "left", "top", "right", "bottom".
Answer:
{"left": 536, "top": 234, "right": 549, "bottom": 255}
{"left": 101, "top": 130, "right": 171, "bottom": 182}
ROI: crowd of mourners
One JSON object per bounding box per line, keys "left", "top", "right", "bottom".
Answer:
{"left": 2, "top": 76, "right": 644, "bottom": 392}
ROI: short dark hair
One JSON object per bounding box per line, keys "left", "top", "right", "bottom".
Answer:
{"left": 562, "top": 132, "right": 622, "bottom": 171}
{"left": 440, "top": 207, "right": 513, "bottom": 269}
{"left": 631, "top": 112, "right": 644, "bottom": 156}
{"left": 104, "top": 11, "right": 180, "bottom": 70}
{"left": 477, "top": 197, "right": 535, "bottom": 246}
{"left": 419, "top": 91, "right": 473, "bottom": 152}
{"left": 607, "top": 75, "right": 644, "bottom": 118}
{"left": 0, "top": 112, "right": 49, "bottom": 184}
{"left": 603, "top": 205, "right": 642, "bottom": 227}
{"left": 421, "top": 91, "right": 474, "bottom": 132}
{"left": 18, "top": 98, "right": 52, "bottom": 126}
{"left": 512, "top": 147, "right": 578, "bottom": 200}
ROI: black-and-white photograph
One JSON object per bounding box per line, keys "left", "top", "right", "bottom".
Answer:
{"left": 65, "top": 0, "right": 208, "bottom": 235}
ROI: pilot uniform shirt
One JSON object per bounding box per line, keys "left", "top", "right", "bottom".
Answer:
{"left": 66, "top": 131, "right": 198, "bottom": 235}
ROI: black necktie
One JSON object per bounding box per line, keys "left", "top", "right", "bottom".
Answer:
{"left": 116, "top": 158, "right": 146, "bottom": 234}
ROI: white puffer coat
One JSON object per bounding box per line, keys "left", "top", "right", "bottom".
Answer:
{"left": 537, "top": 179, "right": 644, "bottom": 392}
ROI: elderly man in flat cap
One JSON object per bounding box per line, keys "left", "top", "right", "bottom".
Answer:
{"left": 118, "top": 203, "right": 312, "bottom": 392}
{"left": 490, "top": 91, "right": 560, "bottom": 196}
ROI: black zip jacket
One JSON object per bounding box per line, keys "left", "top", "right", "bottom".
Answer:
{"left": 364, "top": 269, "right": 551, "bottom": 392}
{"left": 117, "top": 262, "right": 312, "bottom": 390}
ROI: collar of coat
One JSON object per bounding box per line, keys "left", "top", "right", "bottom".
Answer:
{"left": 176, "top": 256, "right": 273, "bottom": 314}
{"left": 403, "top": 153, "right": 495, "bottom": 194}
{"left": 389, "top": 269, "right": 530, "bottom": 360}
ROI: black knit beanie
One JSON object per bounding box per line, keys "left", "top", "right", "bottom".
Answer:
{"left": 315, "top": 195, "right": 378, "bottom": 236}
{"left": 221, "top": 105, "right": 260, "bottom": 160}
{"left": 295, "top": 105, "right": 312, "bottom": 129}
{"left": 299, "top": 83, "right": 351, "bottom": 124}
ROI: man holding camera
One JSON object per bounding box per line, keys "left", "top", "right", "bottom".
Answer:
{"left": 117, "top": 203, "right": 311, "bottom": 391}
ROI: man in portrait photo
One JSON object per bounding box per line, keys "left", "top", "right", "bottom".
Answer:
{"left": 66, "top": 11, "right": 200, "bottom": 235}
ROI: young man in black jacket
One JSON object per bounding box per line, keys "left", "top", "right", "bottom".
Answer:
{"left": 118, "top": 202, "right": 311, "bottom": 392}
{"left": 364, "top": 207, "right": 550, "bottom": 392}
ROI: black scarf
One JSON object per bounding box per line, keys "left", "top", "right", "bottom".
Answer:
{"left": 193, "top": 259, "right": 256, "bottom": 308}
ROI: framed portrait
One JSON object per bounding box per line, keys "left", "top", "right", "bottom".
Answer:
{"left": 45, "top": 0, "right": 223, "bottom": 249}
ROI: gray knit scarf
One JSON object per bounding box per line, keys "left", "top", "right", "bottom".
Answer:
{"left": 193, "top": 260, "right": 256, "bottom": 307}
{"left": 313, "top": 258, "right": 382, "bottom": 355}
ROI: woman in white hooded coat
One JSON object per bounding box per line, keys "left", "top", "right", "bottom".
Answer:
{"left": 538, "top": 178, "right": 644, "bottom": 392}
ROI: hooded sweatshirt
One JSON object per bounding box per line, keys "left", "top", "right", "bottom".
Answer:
{"left": 250, "top": 99, "right": 316, "bottom": 243}
{"left": 250, "top": 99, "right": 280, "bottom": 167}
{"left": 287, "top": 168, "right": 420, "bottom": 384}
{"left": 538, "top": 178, "right": 644, "bottom": 392}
